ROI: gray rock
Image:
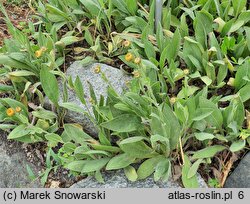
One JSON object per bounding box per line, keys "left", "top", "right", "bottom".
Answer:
{"left": 224, "top": 153, "right": 250, "bottom": 188}
{"left": 45, "top": 62, "right": 131, "bottom": 136}
{"left": 71, "top": 170, "right": 207, "bottom": 188}
{"left": 0, "top": 131, "right": 41, "bottom": 188}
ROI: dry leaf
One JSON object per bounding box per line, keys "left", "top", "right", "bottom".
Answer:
{"left": 246, "top": 110, "right": 250, "bottom": 129}
{"left": 50, "top": 180, "right": 61, "bottom": 188}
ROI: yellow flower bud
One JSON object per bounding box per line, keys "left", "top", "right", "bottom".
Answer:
{"left": 183, "top": 69, "right": 190, "bottom": 75}
{"left": 170, "top": 97, "right": 177, "bottom": 105}
{"left": 123, "top": 40, "right": 131, "bottom": 47}
{"left": 15, "top": 107, "right": 22, "bottom": 112}
{"left": 132, "top": 71, "right": 141, "bottom": 78}
{"left": 134, "top": 57, "right": 141, "bottom": 64}
{"left": 35, "top": 50, "right": 43, "bottom": 58}
{"left": 6, "top": 108, "right": 15, "bottom": 117}
{"left": 94, "top": 65, "right": 101, "bottom": 74}
{"left": 125, "top": 53, "right": 134, "bottom": 62}
{"left": 89, "top": 97, "right": 95, "bottom": 105}
{"left": 125, "top": 80, "right": 130, "bottom": 86}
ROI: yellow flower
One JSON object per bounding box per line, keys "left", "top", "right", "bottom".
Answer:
{"left": 35, "top": 47, "right": 47, "bottom": 58}
{"left": 125, "top": 53, "right": 134, "bottom": 62}
{"left": 183, "top": 69, "right": 190, "bottom": 75}
{"left": 170, "top": 97, "right": 177, "bottom": 105}
{"left": 6, "top": 108, "right": 15, "bottom": 117}
{"left": 132, "top": 71, "right": 141, "bottom": 78}
{"left": 94, "top": 65, "right": 101, "bottom": 74}
{"left": 123, "top": 40, "right": 131, "bottom": 47}
{"left": 134, "top": 57, "right": 141, "bottom": 64}
{"left": 35, "top": 50, "right": 43, "bottom": 58}
{"left": 15, "top": 107, "right": 22, "bottom": 112}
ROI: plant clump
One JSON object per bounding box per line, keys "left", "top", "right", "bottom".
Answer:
{"left": 0, "top": 0, "right": 249, "bottom": 188}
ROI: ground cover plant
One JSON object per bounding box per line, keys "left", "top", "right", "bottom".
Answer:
{"left": 0, "top": 0, "right": 249, "bottom": 187}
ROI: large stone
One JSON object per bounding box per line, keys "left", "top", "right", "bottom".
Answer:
{"left": 45, "top": 62, "right": 131, "bottom": 136}
{"left": 0, "top": 131, "right": 41, "bottom": 188}
{"left": 71, "top": 170, "right": 207, "bottom": 188}
{"left": 224, "top": 153, "right": 250, "bottom": 188}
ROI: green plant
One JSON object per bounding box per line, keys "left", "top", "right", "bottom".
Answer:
{"left": 208, "top": 178, "right": 220, "bottom": 188}
{"left": 0, "top": 98, "right": 59, "bottom": 143}
{"left": 58, "top": 71, "right": 249, "bottom": 186}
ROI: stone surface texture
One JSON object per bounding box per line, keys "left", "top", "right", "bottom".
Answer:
{"left": 0, "top": 131, "right": 41, "bottom": 188}
{"left": 71, "top": 170, "right": 207, "bottom": 188}
{"left": 46, "top": 62, "right": 131, "bottom": 136}
{"left": 224, "top": 152, "right": 250, "bottom": 188}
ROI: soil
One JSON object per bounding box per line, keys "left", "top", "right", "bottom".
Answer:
{"left": 1, "top": 129, "right": 82, "bottom": 188}
{"left": 0, "top": 1, "right": 32, "bottom": 45}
